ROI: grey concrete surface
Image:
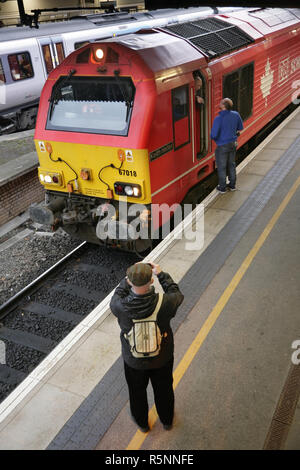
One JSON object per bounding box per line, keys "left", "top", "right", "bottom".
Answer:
{"left": 97, "top": 159, "right": 300, "bottom": 450}
{"left": 0, "top": 130, "right": 36, "bottom": 186}
{"left": 0, "top": 210, "right": 30, "bottom": 238}
{"left": 0, "top": 152, "right": 38, "bottom": 186}
{"left": 141, "top": 160, "right": 300, "bottom": 450}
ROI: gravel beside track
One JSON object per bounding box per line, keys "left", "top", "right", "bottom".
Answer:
{"left": 0, "top": 224, "right": 138, "bottom": 404}
{"left": 0, "top": 226, "right": 80, "bottom": 305}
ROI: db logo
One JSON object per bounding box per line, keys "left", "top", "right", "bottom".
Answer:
{"left": 291, "top": 340, "right": 300, "bottom": 365}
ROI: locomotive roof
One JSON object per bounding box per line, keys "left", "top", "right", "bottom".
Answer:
{"left": 107, "top": 30, "right": 205, "bottom": 73}
{"left": 103, "top": 7, "right": 300, "bottom": 69}
{"left": 160, "top": 8, "right": 300, "bottom": 60}
{"left": 161, "top": 16, "right": 255, "bottom": 60}
{"left": 0, "top": 7, "right": 224, "bottom": 44}
{"left": 102, "top": 8, "right": 299, "bottom": 73}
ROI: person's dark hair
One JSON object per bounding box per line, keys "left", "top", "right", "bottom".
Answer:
{"left": 126, "top": 263, "right": 152, "bottom": 287}
{"left": 193, "top": 70, "right": 201, "bottom": 80}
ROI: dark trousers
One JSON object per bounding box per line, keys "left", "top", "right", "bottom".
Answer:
{"left": 215, "top": 141, "right": 237, "bottom": 191}
{"left": 124, "top": 357, "right": 174, "bottom": 428}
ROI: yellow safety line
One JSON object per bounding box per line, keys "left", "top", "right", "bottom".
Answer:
{"left": 126, "top": 175, "right": 300, "bottom": 450}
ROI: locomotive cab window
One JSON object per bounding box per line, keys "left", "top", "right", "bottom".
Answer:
{"left": 193, "top": 69, "right": 207, "bottom": 159}
{"left": 172, "top": 85, "right": 190, "bottom": 150}
{"left": 172, "top": 86, "right": 189, "bottom": 121}
{"left": 8, "top": 52, "right": 34, "bottom": 81}
{"left": 46, "top": 76, "right": 135, "bottom": 136}
{"left": 223, "top": 62, "right": 254, "bottom": 121}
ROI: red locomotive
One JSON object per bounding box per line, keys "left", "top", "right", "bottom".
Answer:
{"left": 31, "top": 7, "right": 300, "bottom": 254}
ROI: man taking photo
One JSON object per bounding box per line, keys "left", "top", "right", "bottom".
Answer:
{"left": 110, "top": 262, "right": 184, "bottom": 433}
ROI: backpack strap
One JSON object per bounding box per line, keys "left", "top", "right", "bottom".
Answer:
{"left": 132, "top": 293, "right": 163, "bottom": 323}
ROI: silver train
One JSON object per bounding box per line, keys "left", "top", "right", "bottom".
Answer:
{"left": 0, "top": 6, "right": 246, "bottom": 134}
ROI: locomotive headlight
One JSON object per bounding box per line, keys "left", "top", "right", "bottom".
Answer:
{"left": 114, "top": 182, "right": 141, "bottom": 198}
{"left": 124, "top": 185, "right": 134, "bottom": 196}
{"left": 95, "top": 48, "right": 104, "bottom": 60}
{"left": 133, "top": 187, "right": 140, "bottom": 197}
{"left": 39, "top": 170, "right": 62, "bottom": 186}
{"left": 44, "top": 175, "right": 52, "bottom": 183}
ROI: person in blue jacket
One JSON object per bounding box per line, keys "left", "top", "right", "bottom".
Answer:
{"left": 211, "top": 98, "right": 243, "bottom": 193}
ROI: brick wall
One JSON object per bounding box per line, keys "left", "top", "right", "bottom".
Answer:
{"left": 0, "top": 170, "right": 44, "bottom": 226}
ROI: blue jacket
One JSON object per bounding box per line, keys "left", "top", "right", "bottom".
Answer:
{"left": 210, "top": 110, "right": 243, "bottom": 146}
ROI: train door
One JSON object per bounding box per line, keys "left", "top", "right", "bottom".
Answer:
{"left": 168, "top": 84, "right": 191, "bottom": 206}
{"left": 39, "top": 37, "right": 65, "bottom": 78}
{"left": 192, "top": 70, "right": 208, "bottom": 160}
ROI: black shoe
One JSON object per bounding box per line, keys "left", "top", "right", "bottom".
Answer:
{"left": 217, "top": 186, "right": 226, "bottom": 194}
{"left": 130, "top": 414, "right": 149, "bottom": 433}
{"left": 226, "top": 184, "right": 236, "bottom": 191}
{"left": 163, "top": 423, "right": 173, "bottom": 431}
{"left": 138, "top": 425, "right": 150, "bottom": 433}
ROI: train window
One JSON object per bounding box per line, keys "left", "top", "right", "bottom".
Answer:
{"left": 172, "top": 86, "right": 189, "bottom": 121}
{"left": 56, "top": 43, "right": 65, "bottom": 64}
{"left": 193, "top": 69, "right": 207, "bottom": 159}
{"left": 46, "top": 76, "right": 135, "bottom": 136}
{"left": 239, "top": 64, "right": 254, "bottom": 121}
{"left": 0, "top": 59, "right": 6, "bottom": 84}
{"left": 223, "top": 72, "right": 239, "bottom": 113}
{"left": 42, "top": 45, "right": 54, "bottom": 74}
{"left": 172, "top": 85, "right": 190, "bottom": 150}
{"left": 75, "top": 41, "right": 90, "bottom": 50}
{"left": 8, "top": 52, "right": 34, "bottom": 81}
{"left": 223, "top": 62, "right": 254, "bottom": 121}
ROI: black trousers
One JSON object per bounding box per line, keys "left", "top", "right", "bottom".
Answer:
{"left": 124, "top": 357, "right": 174, "bottom": 428}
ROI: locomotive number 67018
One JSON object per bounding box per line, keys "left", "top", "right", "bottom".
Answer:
{"left": 119, "top": 169, "right": 137, "bottom": 177}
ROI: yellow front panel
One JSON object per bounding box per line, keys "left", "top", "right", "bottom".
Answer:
{"left": 35, "top": 140, "right": 152, "bottom": 204}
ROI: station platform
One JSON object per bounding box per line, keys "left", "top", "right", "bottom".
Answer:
{"left": 0, "top": 129, "right": 43, "bottom": 227}
{"left": 0, "top": 108, "right": 299, "bottom": 451}
{"left": 0, "top": 129, "right": 36, "bottom": 186}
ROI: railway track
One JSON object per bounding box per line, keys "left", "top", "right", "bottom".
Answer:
{"left": 0, "top": 242, "right": 138, "bottom": 403}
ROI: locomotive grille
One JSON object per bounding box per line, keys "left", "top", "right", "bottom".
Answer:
{"left": 163, "top": 17, "right": 254, "bottom": 59}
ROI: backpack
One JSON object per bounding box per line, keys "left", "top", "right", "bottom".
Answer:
{"left": 125, "top": 293, "right": 164, "bottom": 358}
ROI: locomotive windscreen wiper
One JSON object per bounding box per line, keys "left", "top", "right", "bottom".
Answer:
{"left": 49, "top": 69, "right": 76, "bottom": 119}
{"left": 113, "top": 69, "right": 133, "bottom": 121}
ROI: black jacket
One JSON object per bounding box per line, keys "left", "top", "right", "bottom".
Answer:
{"left": 110, "top": 271, "right": 184, "bottom": 369}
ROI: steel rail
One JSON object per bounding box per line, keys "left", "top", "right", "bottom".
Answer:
{"left": 0, "top": 241, "right": 86, "bottom": 319}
